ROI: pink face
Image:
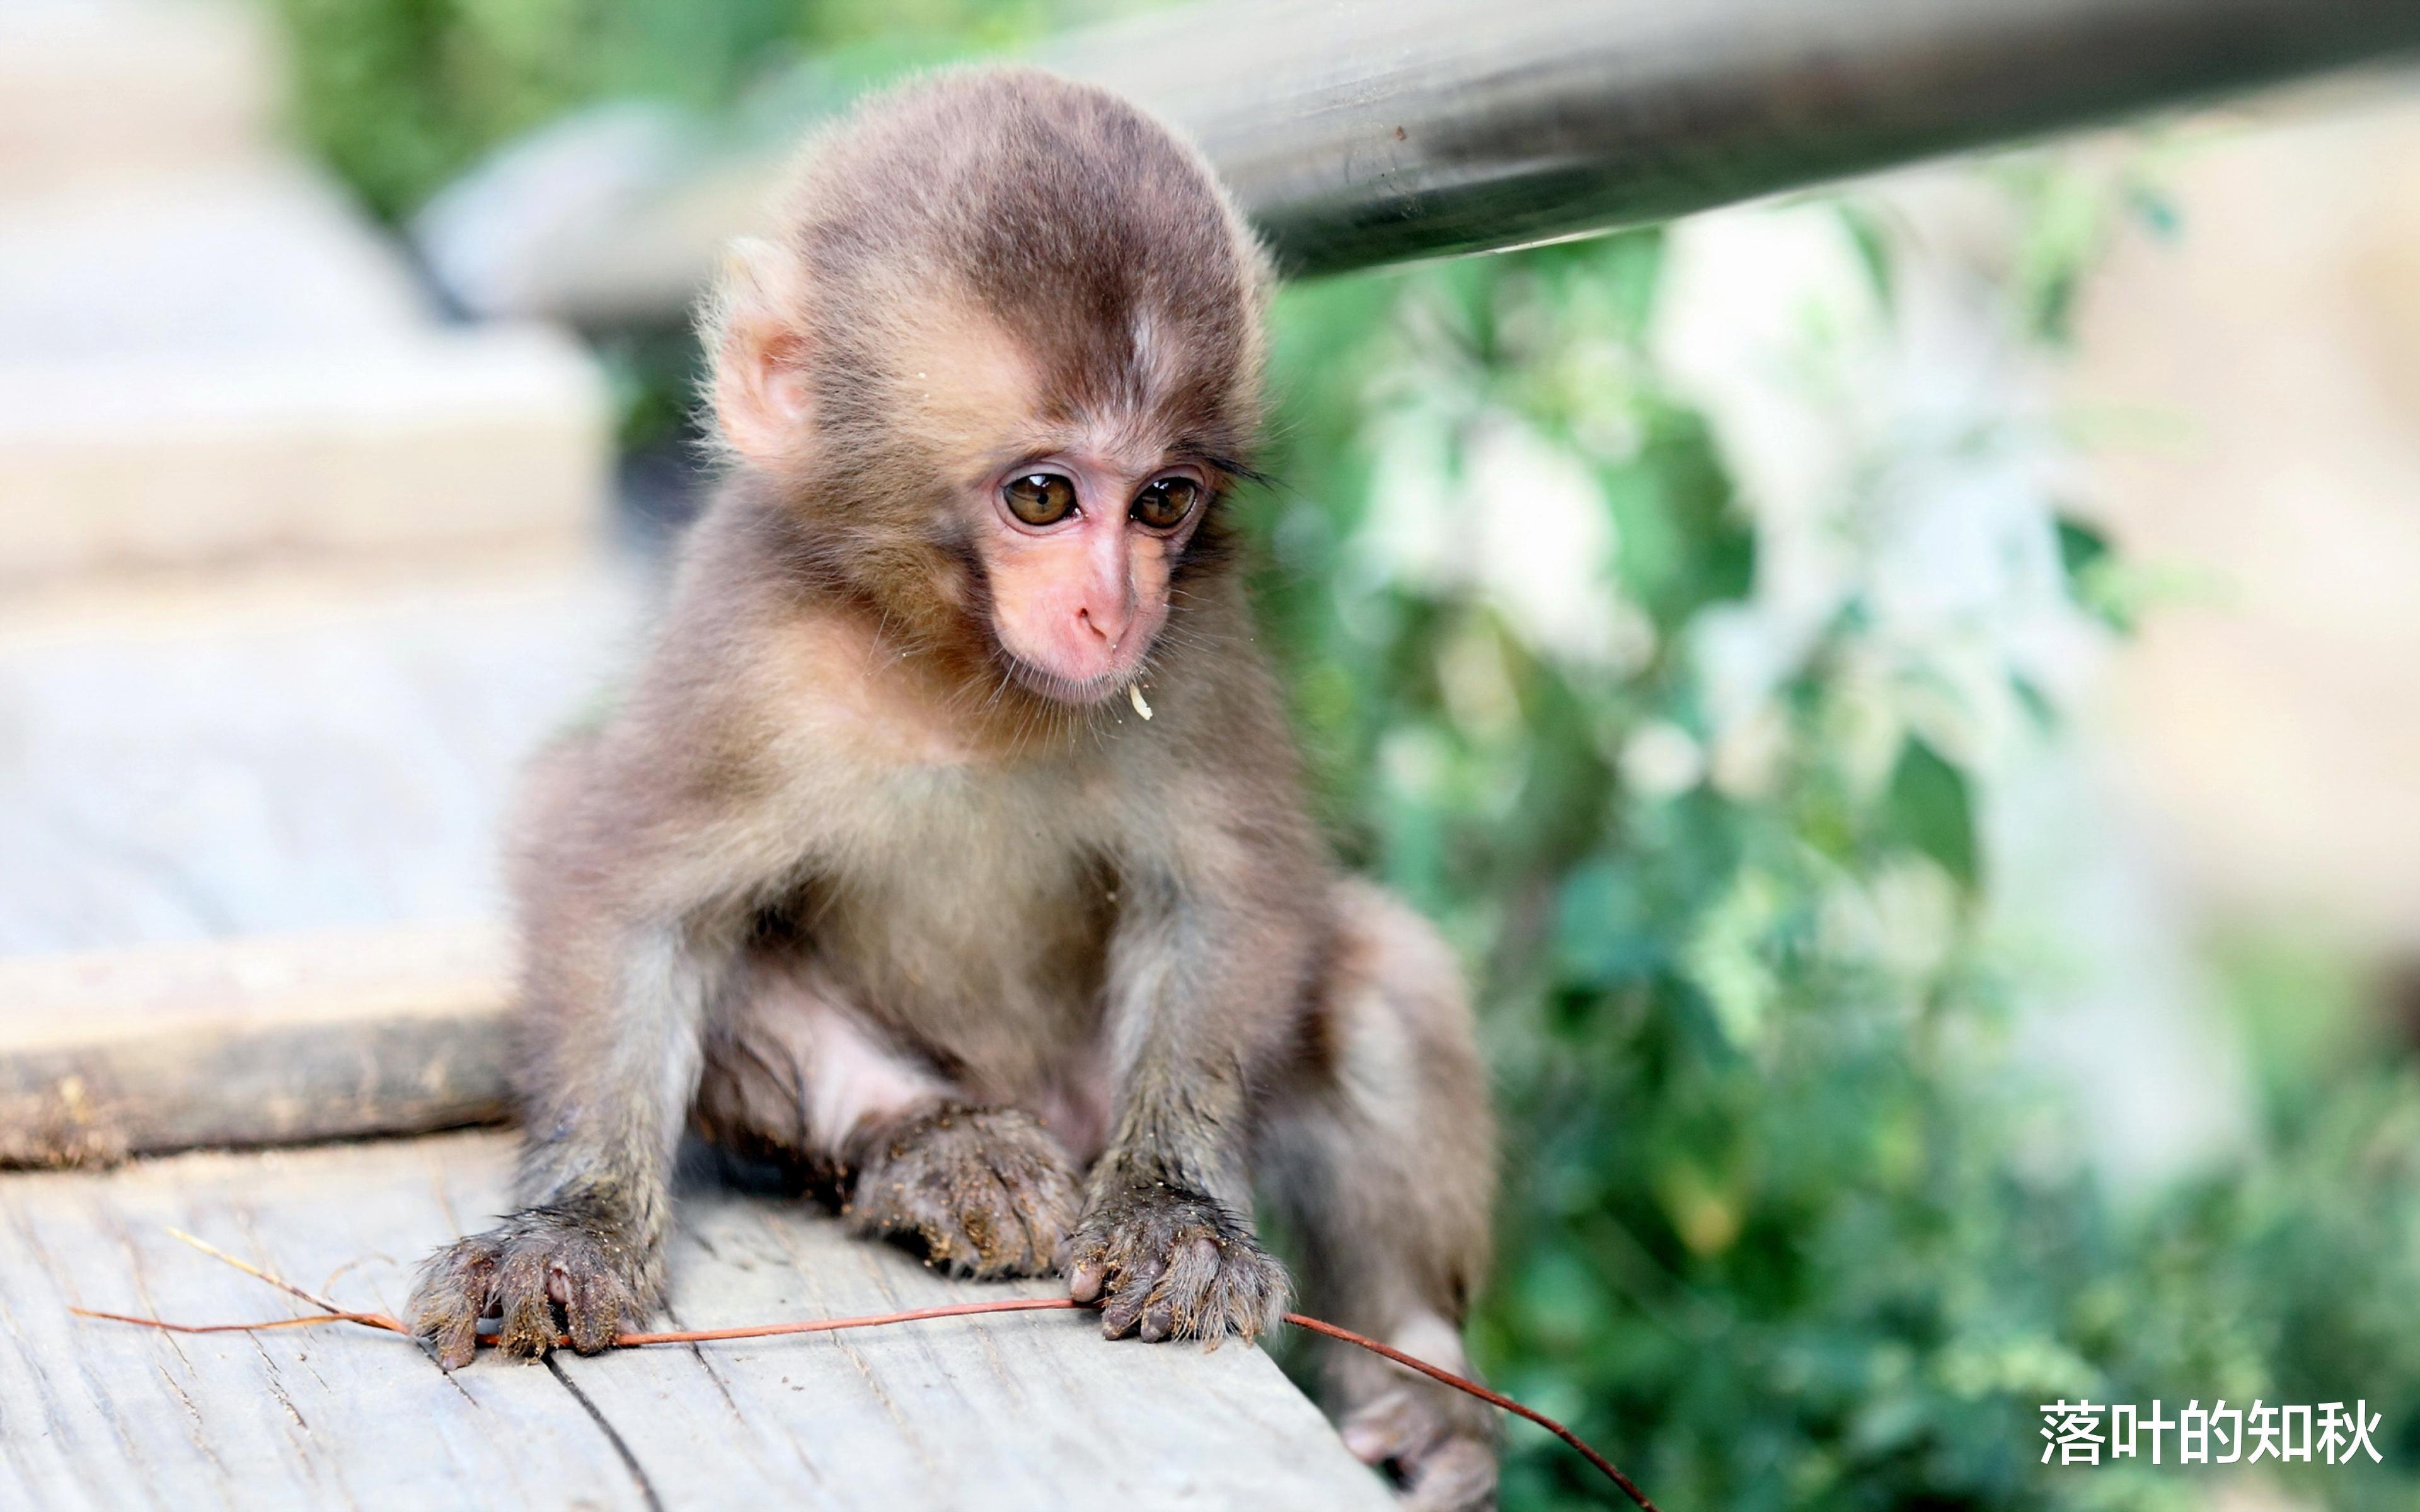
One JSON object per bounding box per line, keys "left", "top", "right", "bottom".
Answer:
{"left": 974, "top": 450, "right": 1211, "bottom": 704}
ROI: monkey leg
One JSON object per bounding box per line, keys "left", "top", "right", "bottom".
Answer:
{"left": 1262, "top": 881, "right": 1499, "bottom": 1512}
{"left": 691, "top": 956, "right": 1080, "bottom": 1278}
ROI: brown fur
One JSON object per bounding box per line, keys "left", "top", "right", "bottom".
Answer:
{"left": 408, "top": 67, "right": 1497, "bottom": 1510}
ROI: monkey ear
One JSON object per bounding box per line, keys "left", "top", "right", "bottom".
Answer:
{"left": 708, "top": 237, "right": 814, "bottom": 471}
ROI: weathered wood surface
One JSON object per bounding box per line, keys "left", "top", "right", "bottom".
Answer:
{"left": 0, "top": 1130, "right": 1395, "bottom": 1511}
{"left": 0, "top": 927, "right": 512, "bottom": 1166}
{"left": 0, "top": 566, "right": 637, "bottom": 1164}
{"left": 0, "top": 562, "right": 642, "bottom": 956}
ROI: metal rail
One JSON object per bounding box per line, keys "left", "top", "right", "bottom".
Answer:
{"left": 416, "top": 0, "right": 2420, "bottom": 321}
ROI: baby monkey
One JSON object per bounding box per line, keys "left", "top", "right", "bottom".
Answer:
{"left": 410, "top": 67, "right": 1497, "bottom": 1508}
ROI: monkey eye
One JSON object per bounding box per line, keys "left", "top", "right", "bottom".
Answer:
{"left": 1131, "top": 476, "right": 1201, "bottom": 530}
{"left": 1003, "top": 472, "right": 1078, "bottom": 526}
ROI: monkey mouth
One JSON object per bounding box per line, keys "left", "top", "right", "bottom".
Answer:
{"left": 997, "top": 650, "right": 1144, "bottom": 707}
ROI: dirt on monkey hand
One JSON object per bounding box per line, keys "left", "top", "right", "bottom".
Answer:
{"left": 843, "top": 1103, "right": 1081, "bottom": 1278}
{"left": 407, "top": 1202, "right": 650, "bottom": 1370}
{"left": 1062, "top": 1183, "right": 1289, "bottom": 1344}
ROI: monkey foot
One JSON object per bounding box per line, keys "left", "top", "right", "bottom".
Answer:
{"left": 844, "top": 1103, "right": 1080, "bottom": 1278}
{"left": 406, "top": 1206, "right": 650, "bottom": 1370}
{"left": 1062, "top": 1184, "right": 1289, "bottom": 1343}
{"left": 1340, "top": 1379, "right": 1501, "bottom": 1511}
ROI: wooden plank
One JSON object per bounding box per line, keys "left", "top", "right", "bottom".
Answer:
{"left": 0, "top": 928, "right": 512, "bottom": 1167}
{"left": 0, "top": 1131, "right": 1393, "bottom": 1511}
{"left": 0, "top": 328, "right": 609, "bottom": 584}
{"left": 0, "top": 562, "right": 642, "bottom": 1166}
{"left": 0, "top": 0, "right": 280, "bottom": 198}
{"left": 0, "top": 561, "right": 642, "bottom": 955}
{"left": 0, "top": 1133, "right": 630, "bottom": 1511}
{"left": 560, "top": 1184, "right": 1390, "bottom": 1511}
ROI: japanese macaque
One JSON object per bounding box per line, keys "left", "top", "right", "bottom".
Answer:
{"left": 408, "top": 66, "right": 1497, "bottom": 1508}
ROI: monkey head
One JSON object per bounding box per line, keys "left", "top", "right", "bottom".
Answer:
{"left": 706, "top": 67, "right": 1271, "bottom": 707}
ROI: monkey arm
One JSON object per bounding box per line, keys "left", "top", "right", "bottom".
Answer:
{"left": 410, "top": 629, "right": 819, "bottom": 1366}
{"left": 1092, "top": 865, "right": 1315, "bottom": 1206}
{"left": 1066, "top": 770, "right": 1329, "bottom": 1342}
{"left": 507, "top": 900, "right": 729, "bottom": 1283}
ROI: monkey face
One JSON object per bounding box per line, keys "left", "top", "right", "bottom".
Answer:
{"left": 703, "top": 68, "right": 1268, "bottom": 714}
{"left": 974, "top": 448, "right": 1209, "bottom": 703}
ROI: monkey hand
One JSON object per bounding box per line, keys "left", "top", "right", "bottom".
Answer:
{"left": 1062, "top": 1181, "right": 1289, "bottom": 1343}
{"left": 406, "top": 1205, "right": 652, "bottom": 1370}
{"left": 844, "top": 1103, "right": 1080, "bottom": 1278}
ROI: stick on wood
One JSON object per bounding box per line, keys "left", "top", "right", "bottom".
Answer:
{"left": 72, "top": 1235, "right": 1658, "bottom": 1511}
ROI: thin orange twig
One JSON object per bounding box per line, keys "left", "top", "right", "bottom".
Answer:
{"left": 69, "top": 1307, "right": 379, "bottom": 1336}
{"left": 165, "top": 1228, "right": 353, "bottom": 1315}
{"left": 74, "top": 1244, "right": 1657, "bottom": 1511}
{"left": 1285, "top": 1311, "right": 1657, "bottom": 1511}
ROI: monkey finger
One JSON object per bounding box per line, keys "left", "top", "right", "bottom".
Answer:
{"left": 497, "top": 1293, "right": 556, "bottom": 1359}
{"left": 416, "top": 1304, "right": 483, "bottom": 1372}
{"left": 436, "top": 1322, "right": 481, "bottom": 1372}
{"left": 494, "top": 1251, "right": 558, "bottom": 1358}
{"left": 1098, "top": 1253, "right": 1172, "bottom": 1337}
{"left": 1137, "top": 1236, "right": 1221, "bottom": 1343}
{"left": 406, "top": 1249, "right": 493, "bottom": 1370}
{"left": 1138, "top": 1292, "right": 1177, "bottom": 1343}
{"left": 1211, "top": 1267, "right": 1283, "bottom": 1344}
{"left": 1068, "top": 1255, "right": 1110, "bottom": 1303}
{"left": 564, "top": 1268, "right": 624, "bottom": 1355}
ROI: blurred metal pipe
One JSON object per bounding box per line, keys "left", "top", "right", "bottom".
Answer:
{"left": 416, "top": 0, "right": 2420, "bottom": 321}
{"left": 1089, "top": 0, "right": 2420, "bottom": 277}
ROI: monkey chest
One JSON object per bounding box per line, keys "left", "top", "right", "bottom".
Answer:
{"left": 804, "top": 766, "right": 1115, "bottom": 1053}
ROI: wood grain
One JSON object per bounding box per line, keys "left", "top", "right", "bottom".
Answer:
{"left": 0, "top": 561, "right": 643, "bottom": 956}
{"left": 0, "top": 1131, "right": 1394, "bottom": 1511}
{"left": 0, "top": 563, "right": 640, "bottom": 1164}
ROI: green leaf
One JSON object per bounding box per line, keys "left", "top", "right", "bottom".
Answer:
{"left": 1882, "top": 737, "right": 1978, "bottom": 889}
{"left": 2054, "top": 515, "right": 2112, "bottom": 581}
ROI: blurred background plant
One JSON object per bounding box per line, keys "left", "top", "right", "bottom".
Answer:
{"left": 264, "top": 2, "right": 2420, "bottom": 1506}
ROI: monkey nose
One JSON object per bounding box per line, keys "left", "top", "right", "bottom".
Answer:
{"left": 1076, "top": 600, "right": 1129, "bottom": 646}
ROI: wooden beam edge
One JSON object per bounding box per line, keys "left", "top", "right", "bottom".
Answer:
{"left": 0, "top": 924, "right": 514, "bottom": 1167}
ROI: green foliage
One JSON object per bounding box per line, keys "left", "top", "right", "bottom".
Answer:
{"left": 273, "top": 8, "right": 2420, "bottom": 1504}
{"left": 1248, "top": 222, "right": 2420, "bottom": 1508}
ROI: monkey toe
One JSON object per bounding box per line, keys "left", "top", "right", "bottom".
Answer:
{"left": 1064, "top": 1187, "right": 1288, "bottom": 1344}
{"left": 846, "top": 1104, "right": 1080, "bottom": 1278}
{"left": 1398, "top": 1435, "right": 1499, "bottom": 1512}
{"left": 1341, "top": 1383, "right": 1500, "bottom": 1511}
